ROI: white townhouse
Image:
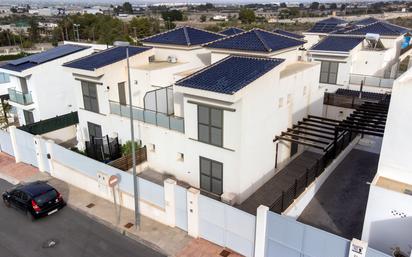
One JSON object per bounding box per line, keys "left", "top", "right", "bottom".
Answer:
{"left": 361, "top": 67, "right": 412, "bottom": 256}
{"left": 0, "top": 44, "right": 98, "bottom": 125}
{"left": 64, "top": 27, "right": 324, "bottom": 203}
{"left": 305, "top": 17, "right": 410, "bottom": 91}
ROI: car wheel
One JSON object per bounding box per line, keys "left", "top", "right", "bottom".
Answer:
{"left": 3, "top": 199, "right": 10, "bottom": 208}
{"left": 26, "top": 211, "right": 34, "bottom": 221}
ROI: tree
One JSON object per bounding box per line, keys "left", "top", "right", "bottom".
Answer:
{"left": 310, "top": 2, "right": 320, "bottom": 10}
{"left": 161, "top": 10, "right": 183, "bottom": 22}
{"left": 330, "top": 3, "right": 337, "bottom": 10}
{"left": 122, "top": 2, "right": 133, "bottom": 14}
{"left": 280, "top": 2, "right": 287, "bottom": 8}
{"left": 28, "top": 18, "right": 39, "bottom": 43}
{"left": 340, "top": 4, "right": 346, "bottom": 11}
{"left": 129, "top": 17, "right": 160, "bottom": 38}
{"left": 238, "top": 8, "right": 256, "bottom": 24}
{"left": 200, "top": 15, "right": 207, "bottom": 22}
{"left": 319, "top": 4, "right": 325, "bottom": 11}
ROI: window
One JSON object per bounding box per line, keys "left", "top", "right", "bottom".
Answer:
{"left": 81, "top": 81, "right": 99, "bottom": 113}
{"left": 118, "top": 82, "right": 127, "bottom": 106}
{"left": 198, "top": 105, "right": 223, "bottom": 147}
{"left": 0, "top": 72, "right": 9, "bottom": 84}
{"left": 23, "top": 110, "right": 34, "bottom": 124}
{"left": 177, "top": 152, "right": 184, "bottom": 161}
{"left": 200, "top": 157, "right": 223, "bottom": 195}
{"left": 320, "top": 61, "right": 339, "bottom": 84}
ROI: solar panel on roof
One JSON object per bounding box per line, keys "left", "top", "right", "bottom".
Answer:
{"left": 9, "top": 44, "right": 88, "bottom": 66}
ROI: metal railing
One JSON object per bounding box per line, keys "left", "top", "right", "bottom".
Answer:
{"left": 8, "top": 88, "right": 33, "bottom": 105}
{"left": 323, "top": 92, "right": 382, "bottom": 109}
{"left": 349, "top": 74, "right": 394, "bottom": 88}
{"left": 109, "top": 100, "right": 184, "bottom": 133}
{"left": 270, "top": 131, "right": 356, "bottom": 214}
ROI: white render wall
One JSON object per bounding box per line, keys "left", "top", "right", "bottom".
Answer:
{"left": 362, "top": 182, "right": 412, "bottom": 255}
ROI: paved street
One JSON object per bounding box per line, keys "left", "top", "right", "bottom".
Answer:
{"left": 0, "top": 179, "right": 166, "bottom": 257}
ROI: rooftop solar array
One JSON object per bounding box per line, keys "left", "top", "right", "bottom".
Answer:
{"left": 205, "top": 28, "right": 305, "bottom": 53}
{"left": 220, "top": 27, "right": 245, "bottom": 36}
{"left": 307, "top": 17, "right": 347, "bottom": 33}
{"left": 310, "top": 36, "right": 364, "bottom": 52}
{"left": 64, "top": 46, "right": 152, "bottom": 71}
{"left": 273, "top": 29, "right": 305, "bottom": 39}
{"left": 1, "top": 44, "right": 89, "bottom": 72}
{"left": 342, "top": 21, "right": 410, "bottom": 36}
{"left": 141, "top": 26, "right": 225, "bottom": 46}
{"left": 175, "top": 55, "right": 284, "bottom": 95}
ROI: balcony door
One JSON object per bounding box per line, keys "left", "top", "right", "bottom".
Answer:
{"left": 118, "top": 82, "right": 127, "bottom": 106}
{"left": 200, "top": 157, "right": 223, "bottom": 196}
{"left": 87, "top": 122, "right": 102, "bottom": 141}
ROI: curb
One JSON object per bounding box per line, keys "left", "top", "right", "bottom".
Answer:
{"left": 65, "top": 202, "right": 170, "bottom": 257}
{"left": 0, "top": 173, "right": 20, "bottom": 185}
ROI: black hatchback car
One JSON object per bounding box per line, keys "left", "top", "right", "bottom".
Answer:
{"left": 2, "top": 181, "right": 65, "bottom": 220}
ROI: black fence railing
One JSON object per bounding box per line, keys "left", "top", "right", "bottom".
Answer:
{"left": 85, "top": 135, "right": 121, "bottom": 163}
{"left": 269, "top": 131, "right": 356, "bottom": 214}
{"left": 19, "top": 112, "right": 79, "bottom": 135}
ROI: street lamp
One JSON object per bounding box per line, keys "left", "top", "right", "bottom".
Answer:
{"left": 114, "top": 41, "right": 140, "bottom": 230}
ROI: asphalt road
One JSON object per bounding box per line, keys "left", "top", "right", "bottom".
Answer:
{"left": 0, "top": 179, "right": 166, "bottom": 257}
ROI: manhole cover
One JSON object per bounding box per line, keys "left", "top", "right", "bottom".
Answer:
{"left": 42, "top": 239, "right": 59, "bottom": 248}
{"left": 86, "top": 203, "right": 95, "bottom": 208}
{"left": 124, "top": 222, "right": 134, "bottom": 229}
{"left": 220, "top": 249, "right": 231, "bottom": 257}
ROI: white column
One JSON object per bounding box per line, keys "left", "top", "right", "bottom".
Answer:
{"left": 164, "top": 178, "right": 177, "bottom": 227}
{"left": 8, "top": 126, "right": 21, "bottom": 163}
{"left": 254, "top": 205, "right": 269, "bottom": 257}
{"left": 33, "top": 135, "right": 45, "bottom": 172}
{"left": 45, "top": 140, "right": 55, "bottom": 176}
{"left": 187, "top": 187, "right": 200, "bottom": 238}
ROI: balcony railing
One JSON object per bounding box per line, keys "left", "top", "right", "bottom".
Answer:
{"left": 349, "top": 74, "right": 394, "bottom": 88}
{"left": 109, "top": 101, "right": 184, "bottom": 133}
{"left": 8, "top": 88, "right": 33, "bottom": 105}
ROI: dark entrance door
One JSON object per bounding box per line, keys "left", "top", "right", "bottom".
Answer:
{"left": 87, "top": 122, "right": 102, "bottom": 140}
{"left": 23, "top": 110, "right": 34, "bottom": 125}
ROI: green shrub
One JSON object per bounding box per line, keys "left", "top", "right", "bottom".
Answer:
{"left": 121, "top": 140, "right": 141, "bottom": 156}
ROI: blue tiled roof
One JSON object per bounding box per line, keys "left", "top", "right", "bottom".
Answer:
{"left": 0, "top": 44, "right": 89, "bottom": 72}
{"left": 307, "top": 17, "right": 347, "bottom": 33}
{"left": 141, "top": 26, "right": 225, "bottom": 46}
{"left": 353, "top": 17, "right": 381, "bottom": 26}
{"left": 175, "top": 56, "right": 284, "bottom": 95}
{"left": 310, "top": 36, "right": 364, "bottom": 52}
{"left": 273, "top": 29, "right": 304, "bottom": 39}
{"left": 220, "top": 27, "right": 245, "bottom": 36}
{"left": 64, "top": 46, "right": 152, "bottom": 71}
{"left": 204, "top": 29, "right": 305, "bottom": 53}
{"left": 341, "top": 21, "right": 410, "bottom": 36}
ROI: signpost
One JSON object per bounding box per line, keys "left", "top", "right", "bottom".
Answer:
{"left": 108, "top": 175, "right": 120, "bottom": 225}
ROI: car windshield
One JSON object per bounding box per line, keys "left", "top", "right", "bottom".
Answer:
{"left": 34, "top": 189, "right": 57, "bottom": 205}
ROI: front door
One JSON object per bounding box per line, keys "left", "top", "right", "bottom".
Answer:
{"left": 199, "top": 157, "right": 223, "bottom": 196}
{"left": 87, "top": 122, "right": 102, "bottom": 141}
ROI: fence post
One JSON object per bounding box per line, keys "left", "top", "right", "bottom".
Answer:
{"left": 187, "top": 187, "right": 200, "bottom": 238}
{"left": 164, "top": 178, "right": 177, "bottom": 228}
{"left": 9, "top": 126, "right": 21, "bottom": 163}
{"left": 33, "top": 135, "right": 46, "bottom": 172}
{"left": 254, "top": 205, "right": 269, "bottom": 257}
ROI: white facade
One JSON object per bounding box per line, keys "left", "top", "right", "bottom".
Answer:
{"left": 67, "top": 42, "right": 324, "bottom": 203}
{"left": 0, "top": 43, "right": 99, "bottom": 125}
{"left": 362, "top": 67, "right": 412, "bottom": 256}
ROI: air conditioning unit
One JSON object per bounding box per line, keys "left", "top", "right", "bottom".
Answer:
{"left": 167, "top": 55, "right": 177, "bottom": 63}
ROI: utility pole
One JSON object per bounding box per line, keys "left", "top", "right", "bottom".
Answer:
{"left": 114, "top": 41, "right": 140, "bottom": 230}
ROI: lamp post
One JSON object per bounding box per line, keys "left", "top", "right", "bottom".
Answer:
{"left": 114, "top": 41, "right": 140, "bottom": 230}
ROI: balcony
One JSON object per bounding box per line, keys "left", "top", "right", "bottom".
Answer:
{"left": 109, "top": 101, "right": 184, "bottom": 133}
{"left": 8, "top": 88, "right": 34, "bottom": 105}
{"left": 349, "top": 74, "right": 394, "bottom": 88}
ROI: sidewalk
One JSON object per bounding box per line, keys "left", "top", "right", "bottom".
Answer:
{"left": 0, "top": 153, "right": 243, "bottom": 257}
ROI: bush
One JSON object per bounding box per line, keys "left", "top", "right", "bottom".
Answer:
{"left": 121, "top": 140, "right": 141, "bottom": 156}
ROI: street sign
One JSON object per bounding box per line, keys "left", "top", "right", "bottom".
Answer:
{"left": 108, "top": 175, "right": 119, "bottom": 187}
